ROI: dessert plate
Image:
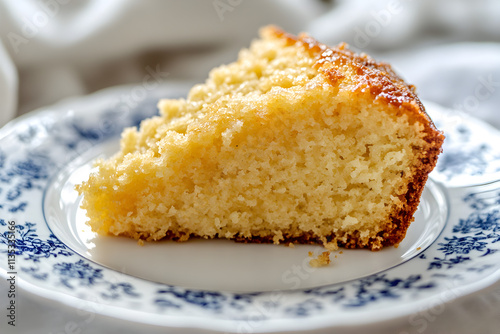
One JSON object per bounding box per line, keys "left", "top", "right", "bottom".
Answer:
{"left": 1, "top": 84, "right": 500, "bottom": 333}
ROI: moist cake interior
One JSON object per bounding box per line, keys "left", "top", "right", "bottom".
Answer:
{"left": 76, "top": 26, "right": 443, "bottom": 251}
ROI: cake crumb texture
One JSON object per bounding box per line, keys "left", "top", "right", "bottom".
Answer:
{"left": 76, "top": 26, "right": 444, "bottom": 251}
{"left": 309, "top": 251, "right": 331, "bottom": 268}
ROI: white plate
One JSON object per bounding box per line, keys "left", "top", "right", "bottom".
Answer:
{"left": 1, "top": 85, "right": 500, "bottom": 333}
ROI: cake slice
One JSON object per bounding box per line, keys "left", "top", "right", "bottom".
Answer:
{"left": 76, "top": 26, "right": 444, "bottom": 251}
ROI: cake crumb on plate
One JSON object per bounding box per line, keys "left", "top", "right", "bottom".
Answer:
{"left": 309, "top": 251, "right": 331, "bottom": 267}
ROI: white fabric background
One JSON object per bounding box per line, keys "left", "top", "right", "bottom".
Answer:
{"left": 1, "top": 0, "right": 500, "bottom": 333}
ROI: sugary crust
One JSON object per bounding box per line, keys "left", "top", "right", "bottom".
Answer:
{"left": 266, "top": 26, "right": 442, "bottom": 137}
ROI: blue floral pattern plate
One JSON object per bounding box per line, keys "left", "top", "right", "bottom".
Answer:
{"left": 1, "top": 85, "right": 499, "bottom": 333}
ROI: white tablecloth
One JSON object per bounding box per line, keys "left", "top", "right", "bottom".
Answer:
{"left": 1, "top": 1, "right": 500, "bottom": 333}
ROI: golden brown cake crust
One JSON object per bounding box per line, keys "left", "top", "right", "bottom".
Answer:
{"left": 268, "top": 26, "right": 441, "bottom": 138}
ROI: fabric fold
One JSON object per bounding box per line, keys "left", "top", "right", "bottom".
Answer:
{"left": 0, "top": 41, "right": 17, "bottom": 127}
